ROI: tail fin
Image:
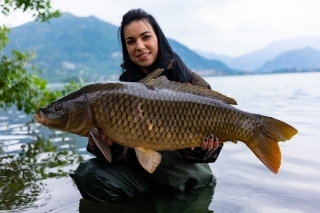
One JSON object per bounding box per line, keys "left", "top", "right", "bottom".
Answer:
{"left": 245, "top": 116, "right": 298, "bottom": 174}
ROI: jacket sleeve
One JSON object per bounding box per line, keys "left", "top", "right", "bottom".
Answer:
{"left": 180, "top": 144, "right": 223, "bottom": 163}
{"left": 179, "top": 70, "right": 223, "bottom": 163}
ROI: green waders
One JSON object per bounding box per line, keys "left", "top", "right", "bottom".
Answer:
{"left": 70, "top": 149, "right": 216, "bottom": 202}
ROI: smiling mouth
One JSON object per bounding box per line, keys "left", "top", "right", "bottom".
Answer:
{"left": 136, "top": 52, "right": 150, "bottom": 59}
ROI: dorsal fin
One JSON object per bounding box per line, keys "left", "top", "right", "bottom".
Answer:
{"left": 144, "top": 72, "right": 237, "bottom": 105}
{"left": 141, "top": 68, "right": 164, "bottom": 84}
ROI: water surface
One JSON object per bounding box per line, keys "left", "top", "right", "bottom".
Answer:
{"left": 1, "top": 72, "right": 319, "bottom": 212}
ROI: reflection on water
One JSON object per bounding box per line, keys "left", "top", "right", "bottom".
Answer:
{"left": 79, "top": 186, "right": 214, "bottom": 213}
{"left": 0, "top": 117, "right": 84, "bottom": 212}
{"left": 1, "top": 72, "right": 320, "bottom": 212}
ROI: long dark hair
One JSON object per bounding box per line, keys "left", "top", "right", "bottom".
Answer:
{"left": 118, "top": 8, "right": 188, "bottom": 83}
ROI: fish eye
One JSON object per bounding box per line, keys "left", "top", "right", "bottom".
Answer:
{"left": 53, "top": 103, "right": 62, "bottom": 112}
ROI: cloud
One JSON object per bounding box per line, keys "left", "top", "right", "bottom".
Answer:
{"left": 1, "top": 0, "right": 319, "bottom": 56}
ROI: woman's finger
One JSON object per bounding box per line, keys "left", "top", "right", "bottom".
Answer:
{"left": 201, "top": 137, "right": 208, "bottom": 150}
{"left": 207, "top": 134, "right": 214, "bottom": 150}
{"left": 213, "top": 136, "right": 219, "bottom": 150}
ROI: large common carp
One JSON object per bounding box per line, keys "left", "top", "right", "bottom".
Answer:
{"left": 35, "top": 69, "right": 297, "bottom": 174}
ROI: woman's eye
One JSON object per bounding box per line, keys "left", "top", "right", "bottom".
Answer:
{"left": 126, "top": 40, "right": 135, "bottom": 45}
{"left": 142, "top": 35, "right": 151, "bottom": 40}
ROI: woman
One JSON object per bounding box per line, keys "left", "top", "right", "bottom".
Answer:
{"left": 70, "top": 8, "right": 223, "bottom": 202}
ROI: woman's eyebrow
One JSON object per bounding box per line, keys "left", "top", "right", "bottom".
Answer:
{"left": 140, "top": 31, "right": 151, "bottom": 36}
{"left": 125, "top": 31, "right": 151, "bottom": 41}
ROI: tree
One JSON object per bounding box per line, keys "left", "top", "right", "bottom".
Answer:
{"left": 0, "top": 0, "right": 82, "bottom": 114}
{"left": 1, "top": 0, "right": 61, "bottom": 22}
{"left": 0, "top": 3, "right": 84, "bottom": 211}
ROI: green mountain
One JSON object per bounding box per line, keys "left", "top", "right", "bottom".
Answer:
{"left": 6, "top": 13, "right": 237, "bottom": 82}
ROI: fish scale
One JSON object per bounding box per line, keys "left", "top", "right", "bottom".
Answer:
{"left": 88, "top": 83, "right": 253, "bottom": 150}
{"left": 35, "top": 69, "right": 297, "bottom": 174}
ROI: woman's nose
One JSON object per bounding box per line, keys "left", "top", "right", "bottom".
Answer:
{"left": 136, "top": 39, "right": 145, "bottom": 50}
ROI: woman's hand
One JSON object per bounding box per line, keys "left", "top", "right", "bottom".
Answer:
{"left": 184, "top": 134, "right": 222, "bottom": 163}
{"left": 191, "top": 134, "right": 219, "bottom": 151}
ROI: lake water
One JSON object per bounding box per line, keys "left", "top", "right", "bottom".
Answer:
{"left": 1, "top": 72, "right": 320, "bottom": 213}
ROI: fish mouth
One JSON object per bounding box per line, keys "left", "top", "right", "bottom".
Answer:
{"left": 34, "top": 111, "right": 47, "bottom": 125}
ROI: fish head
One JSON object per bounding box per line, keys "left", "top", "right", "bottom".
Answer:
{"left": 35, "top": 90, "right": 90, "bottom": 136}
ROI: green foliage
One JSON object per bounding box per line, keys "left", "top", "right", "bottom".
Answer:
{"left": 0, "top": 40, "right": 83, "bottom": 114}
{"left": 0, "top": 2, "right": 85, "bottom": 210}
{"left": 0, "top": 0, "right": 84, "bottom": 114}
{"left": 0, "top": 25, "right": 9, "bottom": 49}
{"left": 0, "top": 0, "right": 61, "bottom": 22}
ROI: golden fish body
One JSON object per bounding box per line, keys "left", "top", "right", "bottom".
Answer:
{"left": 91, "top": 82, "right": 252, "bottom": 150}
{"left": 35, "top": 69, "right": 297, "bottom": 174}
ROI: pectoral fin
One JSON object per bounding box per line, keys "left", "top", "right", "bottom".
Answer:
{"left": 135, "top": 147, "right": 162, "bottom": 173}
{"left": 89, "top": 129, "right": 112, "bottom": 163}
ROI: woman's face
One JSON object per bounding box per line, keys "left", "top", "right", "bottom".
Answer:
{"left": 124, "top": 19, "right": 158, "bottom": 72}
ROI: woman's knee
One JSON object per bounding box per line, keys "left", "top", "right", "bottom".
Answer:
{"left": 70, "top": 158, "right": 148, "bottom": 202}
{"left": 70, "top": 158, "right": 125, "bottom": 201}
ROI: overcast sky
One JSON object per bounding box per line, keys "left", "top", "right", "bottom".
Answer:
{"left": 1, "top": 0, "right": 319, "bottom": 57}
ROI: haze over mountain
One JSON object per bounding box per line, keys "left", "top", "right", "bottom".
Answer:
{"left": 5, "top": 13, "right": 237, "bottom": 83}
{"left": 256, "top": 47, "right": 320, "bottom": 73}
{"left": 196, "top": 37, "right": 320, "bottom": 71}
{"left": 168, "top": 39, "right": 233, "bottom": 76}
